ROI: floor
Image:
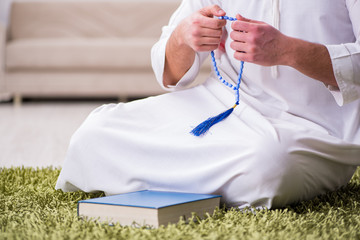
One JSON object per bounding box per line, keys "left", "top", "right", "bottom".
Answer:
{"left": 0, "top": 100, "right": 111, "bottom": 168}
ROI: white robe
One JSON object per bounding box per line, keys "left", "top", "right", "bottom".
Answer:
{"left": 56, "top": 0, "right": 360, "bottom": 208}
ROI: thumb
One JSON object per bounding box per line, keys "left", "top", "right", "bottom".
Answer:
{"left": 236, "top": 14, "right": 262, "bottom": 24}
{"left": 201, "top": 4, "right": 226, "bottom": 18}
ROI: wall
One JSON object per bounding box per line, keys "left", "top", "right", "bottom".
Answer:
{"left": 0, "top": 0, "right": 12, "bottom": 25}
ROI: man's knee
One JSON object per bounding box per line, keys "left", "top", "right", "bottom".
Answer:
{"left": 246, "top": 133, "right": 305, "bottom": 207}
{"left": 250, "top": 133, "right": 295, "bottom": 180}
{"left": 249, "top": 132, "right": 356, "bottom": 208}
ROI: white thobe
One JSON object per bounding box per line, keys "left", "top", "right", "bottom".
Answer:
{"left": 56, "top": 0, "right": 360, "bottom": 208}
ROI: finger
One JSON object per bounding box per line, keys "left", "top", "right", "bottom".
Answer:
{"left": 232, "top": 14, "right": 265, "bottom": 32}
{"left": 194, "top": 36, "right": 222, "bottom": 48}
{"left": 230, "top": 41, "right": 248, "bottom": 53}
{"left": 195, "top": 44, "right": 220, "bottom": 52}
{"left": 231, "top": 20, "right": 252, "bottom": 33}
{"left": 198, "top": 5, "right": 227, "bottom": 29}
{"left": 200, "top": 4, "right": 226, "bottom": 18}
{"left": 233, "top": 51, "right": 252, "bottom": 62}
{"left": 195, "top": 28, "right": 223, "bottom": 38}
{"left": 236, "top": 14, "right": 263, "bottom": 24}
{"left": 229, "top": 30, "right": 248, "bottom": 42}
{"left": 196, "top": 13, "right": 227, "bottom": 30}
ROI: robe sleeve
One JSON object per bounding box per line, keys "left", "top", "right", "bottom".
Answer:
{"left": 325, "top": 0, "right": 360, "bottom": 106}
{"left": 151, "top": 0, "right": 217, "bottom": 91}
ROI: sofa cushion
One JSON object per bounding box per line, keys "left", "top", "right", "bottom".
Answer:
{"left": 9, "top": 1, "right": 179, "bottom": 40}
{"left": 6, "top": 38, "right": 157, "bottom": 71}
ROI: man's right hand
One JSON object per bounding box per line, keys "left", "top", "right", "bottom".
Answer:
{"left": 163, "top": 5, "right": 226, "bottom": 87}
{"left": 175, "top": 5, "right": 227, "bottom": 52}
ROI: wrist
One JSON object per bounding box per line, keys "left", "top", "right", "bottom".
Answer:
{"left": 171, "top": 22, "right": 193, "bottom": 52}
{"left": 277, "top": 36, "right": 337, "bottom": 86}
{"left": 278, "top": 36, "right": 299, "bottom": 67}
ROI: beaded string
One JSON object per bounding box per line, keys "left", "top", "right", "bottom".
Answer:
{"left": 190, "top": 16, "right": 245, "bottom": 137}
{"left": 211, "top": 51, "right": 244, "bottom": 105}
{"left": 213, "top": 16, "right": 243, "bottom": 106}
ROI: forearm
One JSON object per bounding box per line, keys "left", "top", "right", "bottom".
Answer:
{"left": 163, "top": 28, "right": 196, "bottom": 87}
{"left": 283, "top": 37, "right": 337, "bottom": 87}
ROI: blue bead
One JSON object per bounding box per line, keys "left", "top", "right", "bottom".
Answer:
{"left": 210, "top": 19, "right": 244, "bottom": 107}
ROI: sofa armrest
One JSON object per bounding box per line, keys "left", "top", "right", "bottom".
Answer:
{"left": 0, "top": 21, "right": 6, "bottom": 94}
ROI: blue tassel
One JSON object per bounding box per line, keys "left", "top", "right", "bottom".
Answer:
{"left": 190, "top": 104, "right": 237, "bottom": 136}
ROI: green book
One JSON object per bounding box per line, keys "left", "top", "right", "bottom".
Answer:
{"left": 78, "top": 190, "right": 221, "bottom": 227}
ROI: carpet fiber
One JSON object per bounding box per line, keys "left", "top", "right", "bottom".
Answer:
{"left": 1, "top": 167, "right": 360, "bottom": 239}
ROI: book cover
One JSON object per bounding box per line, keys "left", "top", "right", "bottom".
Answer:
{"left": 78, "top": 190, "right": 221, "bottom": 227}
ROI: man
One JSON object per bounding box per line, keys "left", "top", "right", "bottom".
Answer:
{"left": 56, "top": 0, "right": 360, "bottom": 209}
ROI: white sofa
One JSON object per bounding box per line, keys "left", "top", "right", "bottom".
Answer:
{"left": 0, "top": 0, "right": 211, "bottom": 104}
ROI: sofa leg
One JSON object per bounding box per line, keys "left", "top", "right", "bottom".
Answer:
{"left": 13, "top": 94, "right": 22, "bottom": 106}
{"left": 118, "top": 95, "right": 128, "bottom": 103}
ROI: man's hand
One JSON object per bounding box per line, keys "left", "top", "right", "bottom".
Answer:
{"left": 164, "top": 5, "right": 226, "bottom": 86}
{"left": 230, "top": 14, "right": 288, "bottom": 66}
{"left": 175, "top": 5, "right": 227, "bottom": 52}
{"left": 230, "top": 14, "right": 337, "bottom": 86}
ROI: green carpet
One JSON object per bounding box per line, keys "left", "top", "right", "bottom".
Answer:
{"left": 1, "top": 167, "right": 360, "bottom": 240}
